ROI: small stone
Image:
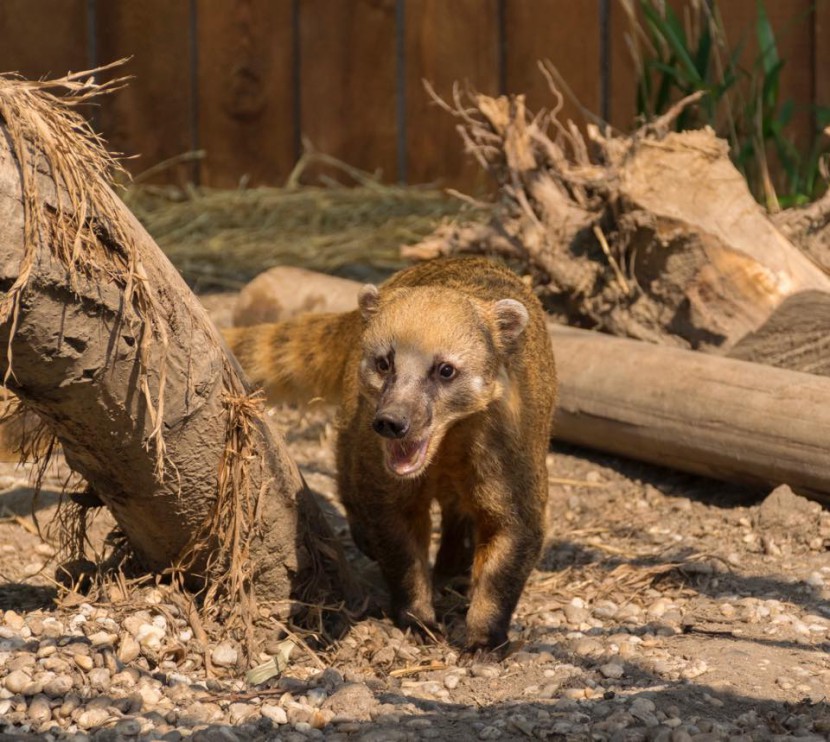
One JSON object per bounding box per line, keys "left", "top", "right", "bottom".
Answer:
{"left": 564, "top": 603, "right": 589, "bottom": 624}
{"left": 261, "top": 703, "right": 288, "bottom": 724}
{"left": 680, "top": 660, "right": 708, "bottom": 680}
{"left": 306, "top": 687, "right": 327, "bottom": 707}
{"left": 77, "top": 706, "right": 111, "bottom": 729}
{"left": 211, "top": 641, "right": 238, "bottom": 668}
{"left": 137, "top": 682, "right": 163, "bottom": 707}
{"left": 478, "top": 726, "right": 502, "bottom": 739}
{"left": 118, "top": 635, "right": 140, "bottom": 664}
{"left": 444, "top": 674, "right": 461, "bottom": 690}
{"left": 3, "top": 611, "right": 24, "bottom": 631}
{"left": 43, "top": 673, "right": 74, "bottom": 697}
{"left": 113, "top": 718, "right": 142, "bottom": 736}
{"left": 322, "top": 682, "right": 377, "bottom": 722}
{"left": 88, "top": 630, "right": 117, "bottom": 647}
{"left": 599, "top": 662, "right": 624, "bottom": 679}
{"left": 58, "top": 693, "right": 81, "bottom": 718}
{"left": 88, "top": 667, "right": 111, "bottom": 691}
{"left": 592, "top": 600, "right": 619, "bottom": 619}
{"left": 27, "top": 693, "right": 52, "bottom": 723}
{"left": 135, "top": 623, "right": 165, "bottom": 652}
{"left": 647, "top": 598, "right": 670, "bottom": 618}
{"left": 228, "top": 701, "right": 256, "bottom": 724}
{"left": 470, "top": 663, "right": 500, "bottom": 679}
{"left": 572, "top": 638, "right": 603, "bottom": 657}
{"left": 4, "top": 669, "right": 30, "bottom": 694}
{"left": 74, "top": 653, "right": 94, "bottom": 671}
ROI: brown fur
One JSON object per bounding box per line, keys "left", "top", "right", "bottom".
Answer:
{"left": 224, "top": 258, "right": 557, "bottom": 651}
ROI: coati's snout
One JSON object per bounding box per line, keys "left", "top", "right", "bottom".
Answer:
{"left": 371, "top": 384, "right": 434, "bottom": 477}
{"left": 372, "top": 410, "right": 410, "bottom": 439}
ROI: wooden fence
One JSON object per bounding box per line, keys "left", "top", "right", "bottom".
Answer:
{"left": 0, "top": 0, "right": 827, "bottom": 191}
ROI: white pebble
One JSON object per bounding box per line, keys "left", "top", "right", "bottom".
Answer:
{"left": 118, "top": 635, "right": 140, "bottom": 664}
{"left": 261, "top": 703, "right": 288, "bottom": 724}
{"left": 444, "top": 674, "right": 461, "bottom": 690}
{"left": 470, "top": 663, "right": 500, "bottom": 679}
{"left": 3, "top": 669, "right": 30, "bottom": 694}
{"left": 77, "top": 706, "right": 111, "bottom": 729}
{"left": 211, "top": 641, "right": 239, "bottom": 668}
{"left": 135, "top": 624, "right": 165, "bottom": 651}
{"left": 27, "top": 693, "right": 52, "bottom": 723}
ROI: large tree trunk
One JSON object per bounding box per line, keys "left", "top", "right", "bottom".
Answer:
{"left": 0, "top": 73, "right": 356, "bottom": 637}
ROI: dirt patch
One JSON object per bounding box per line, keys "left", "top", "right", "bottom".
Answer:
{"left": 0, "top": 294, "right": 828, "bottom": 740}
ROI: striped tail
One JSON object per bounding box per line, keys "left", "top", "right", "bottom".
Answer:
{"left": 222, "top": 310, "right": 359, "bottom": 405}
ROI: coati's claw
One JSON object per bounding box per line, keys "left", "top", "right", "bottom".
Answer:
{"left": 459, "top": 641, "right": 512, "bottom": 666}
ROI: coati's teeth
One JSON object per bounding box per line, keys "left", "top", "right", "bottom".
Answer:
{"left": 385, "top": 436, "right": 430, "bottom": 477}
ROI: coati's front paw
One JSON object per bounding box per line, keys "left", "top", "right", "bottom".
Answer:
{"left": 459, "top": 644, "right": 510, "bottom": 666}
{"left": 463, "top": 622, "right": 510, "bottom": 658}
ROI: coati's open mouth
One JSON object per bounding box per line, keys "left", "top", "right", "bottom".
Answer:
{"left": 383, "top": 436, "right": 431, "bottom": 478}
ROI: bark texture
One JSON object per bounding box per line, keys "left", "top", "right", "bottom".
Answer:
{"left": 0, "top": 83, "right": 355, "bottom": 627}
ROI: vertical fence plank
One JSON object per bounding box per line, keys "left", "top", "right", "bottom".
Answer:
{"left": 196, "top": 0, "right": 296, "bottom": 187}
{"left": 608, "top": 0, "right": 640, "bottom": 132}
{"left": 405, "top": 0, "right": 500, "bottom": 190}
{"left": 96, "top": 1, "right": 195, "bottom": 185}
{"left": 503, "top": 0, "right": 601, "bottom": 126}
{"left": 299, "top": 0, "right": 398, "bottom": 182}
{"left": 0, "top": 0, "right": 89, "bottom": 79}
{"left": 817, "top": 0, "right": 830, "bottom": 131}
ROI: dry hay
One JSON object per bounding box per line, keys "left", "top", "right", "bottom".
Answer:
{"left": 125, "top": 156, "right": 481, "bottom": 290}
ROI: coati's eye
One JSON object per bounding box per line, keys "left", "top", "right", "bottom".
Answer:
{"left": 375, "top": 356, "right": 391, "bottom": 374}
{"left": 436, "top": 362, "right": 457, "bottom": 380}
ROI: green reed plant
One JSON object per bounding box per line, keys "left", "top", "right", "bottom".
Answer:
{"left": 622, "top": 0, "right": 829, "bottom": 209}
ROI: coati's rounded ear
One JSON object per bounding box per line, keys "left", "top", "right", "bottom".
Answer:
{"left": 492, "top": 298, "right": 529, "bottom": 344}
{"left": 358, "top": 284, "right": 380, "bottom": 320}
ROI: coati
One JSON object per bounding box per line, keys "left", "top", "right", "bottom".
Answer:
{"left": 224, "top": 257, "right": 557, "bottom": 651}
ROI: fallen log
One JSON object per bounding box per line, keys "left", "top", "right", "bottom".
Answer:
{"left": 551, "top": 324, "right": 830, "bottom": 501}
{"left": 233, "top": 267, "right": 830, "bottom": 502}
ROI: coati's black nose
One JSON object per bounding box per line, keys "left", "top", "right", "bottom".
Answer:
{"left": 373, "top": 414, "right": 410, "bottom": 439}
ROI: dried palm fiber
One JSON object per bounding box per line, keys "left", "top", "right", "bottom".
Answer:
{"left": 0, "top": 65, "right": 357, "bottom": 658}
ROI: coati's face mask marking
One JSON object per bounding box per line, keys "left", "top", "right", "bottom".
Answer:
{"left": 356, "top": 284, "right": 528, "bottom": 479}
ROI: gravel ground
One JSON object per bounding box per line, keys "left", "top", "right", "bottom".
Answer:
{"left": 0, "top": 296, "right": 828, "bottom": 741}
